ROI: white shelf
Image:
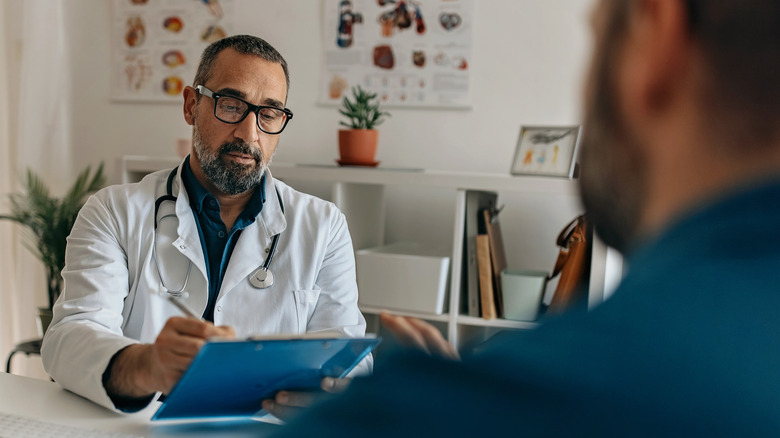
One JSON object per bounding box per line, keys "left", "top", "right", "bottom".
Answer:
{"left": 275, "top": 163, "right": 578, "bottom": 194}
{"left": 119, "top": 156, "right": 578, "bottom": 195}
{"left": 359, "top": 306, "right": 451, "bottom": 323}
{"left": 119, "top": 156, "right": 178, "bottom": 184}
{"left": 455, "top": 315, "right": 538, "bottom": 330}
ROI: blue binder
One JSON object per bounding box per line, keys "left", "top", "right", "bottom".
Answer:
{"left": 151, "top": 336, "right": 380, "bottom": 420}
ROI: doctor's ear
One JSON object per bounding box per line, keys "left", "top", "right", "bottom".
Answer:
{"left": 182, "top": 86, "right": 198, "bottom": 126}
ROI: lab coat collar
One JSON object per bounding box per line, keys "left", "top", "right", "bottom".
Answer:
{"left": 168, "top": 157, "right": 288, "bottom": 299}
{"left": 170, "top": 156, "right": 288, "bottom": 239}
{"left": 260, "top": 168, "right": 287, "bottom": 237}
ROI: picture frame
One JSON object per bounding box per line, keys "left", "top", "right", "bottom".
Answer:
{"left": 510, "top": 125, "right": 581, "bottom": 178}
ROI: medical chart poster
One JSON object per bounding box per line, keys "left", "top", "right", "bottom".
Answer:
{"left": 321, "top": 0, "right": 475, "bottom": 109}
{"left": 111, "top": 0, "right": 234, "bottom": 102}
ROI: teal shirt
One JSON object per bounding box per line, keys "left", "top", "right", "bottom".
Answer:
{"left": 180, "top": 158, "right": 266, "bottom": 321}
{"left": 274, "top": 179, "right": 780, "bottom": 437}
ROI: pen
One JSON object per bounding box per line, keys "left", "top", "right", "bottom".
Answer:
{"left": 166, "top": 295, "right": 205, "bottom": 322}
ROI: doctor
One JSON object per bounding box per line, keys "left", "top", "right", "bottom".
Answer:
{"left": 41, "top": 35, "right": 369, "bottom": 412}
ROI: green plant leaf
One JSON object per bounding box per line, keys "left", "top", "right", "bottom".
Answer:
{"left": 0, "top": 163, "right": 106, "bottom": 310}
{"left": 338, "top": 85, "right": 390, "bottom": 130}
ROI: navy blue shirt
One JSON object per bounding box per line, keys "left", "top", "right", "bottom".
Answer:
{"left": 180, "top": 158, "right": 266, "bottom": 321}
{"left": 273, "top": 179, "right": 780, "bottom": 437}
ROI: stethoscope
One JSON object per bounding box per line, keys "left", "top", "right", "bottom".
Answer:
{"left": 152, "top": 166, "right": 283, "bottom": 296}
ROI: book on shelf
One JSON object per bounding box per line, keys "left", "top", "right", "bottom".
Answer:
{"left": 482, "top": 206, "right": 507, "bottom": 318}
{"left": 462, "top": 191, "right": 498, "bottom": 317}
{"left": 476, "top": 233, "right": 497, "bottom": 320}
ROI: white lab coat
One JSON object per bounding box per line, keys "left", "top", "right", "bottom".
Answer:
{"left": 41, "top": 160, "right": 370, "bottom": 411}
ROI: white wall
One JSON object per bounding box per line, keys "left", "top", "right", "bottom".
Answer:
{"left": 65, "top": 0, "right": 594, "bottom": 176}
{"left": 64, "top": 0, "right": 595, "bottom": 271}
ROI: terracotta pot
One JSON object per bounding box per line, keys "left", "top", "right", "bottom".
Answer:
{"left": 338, "top": 129, "right": 378, "bottom": 165}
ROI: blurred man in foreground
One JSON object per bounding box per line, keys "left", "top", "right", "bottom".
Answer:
{"left": 273, "top": 0, "right": 780, "bottom": 435}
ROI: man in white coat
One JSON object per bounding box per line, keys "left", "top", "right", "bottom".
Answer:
{"left": 41, "top": 35, "right": 369, "bottom": 413}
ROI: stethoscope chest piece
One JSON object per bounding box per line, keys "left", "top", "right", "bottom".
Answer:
{"left": 249, "top": 267, "right": 274, "bottom": 289}
{"left": 155, "top": 166, "right": 284, "bottom": 293}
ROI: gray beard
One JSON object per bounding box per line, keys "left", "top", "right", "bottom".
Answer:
{"left": 577, "top": 26, "right": 647, "bottom": 255}
{"left": 192, "top": 127, "right": 270, "bottom": 195}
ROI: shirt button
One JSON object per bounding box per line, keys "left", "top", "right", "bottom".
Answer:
{"left": 216, "top": 306, "right": 222, "bottom": 312}
{"left": 218, "top": 231, "right": 225, "bottom": 238}
{"left": 209, "top": 200, "right": 217, "bottom": 207}
{"left": 179, "top": 244, "right": 186, "bottom": 250}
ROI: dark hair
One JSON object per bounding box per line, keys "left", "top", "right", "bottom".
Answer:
{"left": 192, "top": 34, "right": 290, "bottom": 95}
{"left": 685, "top": 0, "right": 780, "bottom": 147}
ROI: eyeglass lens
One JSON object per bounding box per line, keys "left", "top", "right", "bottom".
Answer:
{"left": 214, "top": 95, "right": 288, "bottom": 134}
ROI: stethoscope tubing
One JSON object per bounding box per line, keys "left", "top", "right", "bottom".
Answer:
{"left": 152, "top": 166, "right": 282, "bottom": 294}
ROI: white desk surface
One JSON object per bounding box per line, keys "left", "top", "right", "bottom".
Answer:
{"left": 0, "top": 372, "right": 282, "bottom": 437}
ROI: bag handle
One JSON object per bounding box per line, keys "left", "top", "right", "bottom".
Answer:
{"left": 546, "top": 215, "right": 586, "bottom": 281}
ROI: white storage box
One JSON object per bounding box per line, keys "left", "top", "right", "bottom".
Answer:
{"left": 355, "top": 242, "right": 450, "bottom": 314}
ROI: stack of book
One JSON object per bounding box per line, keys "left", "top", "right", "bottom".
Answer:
{"left": 462, "top": 191, "right": 507, "bottom": 319}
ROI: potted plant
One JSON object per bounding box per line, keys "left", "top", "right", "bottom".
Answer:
{"left": 338, "top": 85, "right": 390, "bottom": 166}
{"left": 0, "top": 163, "right": 105, "bottom": 334}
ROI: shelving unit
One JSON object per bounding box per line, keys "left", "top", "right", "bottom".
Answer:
{"left": 119, "top": 156, "right": 622, "bottom": 351}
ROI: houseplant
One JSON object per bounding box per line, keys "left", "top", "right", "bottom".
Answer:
{"left": 0, "top": 163, "right": 105, "bottom": 333}
{"left": 338, "top": 85, "right": 390, "bottom": 166}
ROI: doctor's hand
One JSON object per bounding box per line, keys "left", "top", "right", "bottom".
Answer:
{"left": 105, "top": 317, "right": 235, "bottom": 398}
{"left": 380, "top": 313, "right": 460, "bottom": 361}
{"left": 261, "top": 377, "right": 351, "bottom": 421}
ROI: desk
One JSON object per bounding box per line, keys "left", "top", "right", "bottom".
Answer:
{"left": 0, "top": 372, "right": 282, "bottom": 437}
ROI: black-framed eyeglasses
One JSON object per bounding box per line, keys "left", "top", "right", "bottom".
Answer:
{"left": 195, "top": 85, "right": 293, "bottom": 135}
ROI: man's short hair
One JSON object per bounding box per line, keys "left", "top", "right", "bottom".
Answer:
{"left": 192, "top": 34, "right": 290, "bottom": 96}
{"left": 685, "top": 0, "right": 780, "bottom": 147}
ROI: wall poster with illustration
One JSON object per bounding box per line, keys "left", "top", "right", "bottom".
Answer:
{"left": 111, "top": 0, "right": 234, "bottom": 102}
{"left": 320, "top": 0, "right": 475, "bottom": 109}
{"left": 510, "top": 126, "right": 581, "bottom": 178}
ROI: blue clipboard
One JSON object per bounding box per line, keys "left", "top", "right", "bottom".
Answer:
{"left": 151, "top": 335, "right": 381, "bottom": 421}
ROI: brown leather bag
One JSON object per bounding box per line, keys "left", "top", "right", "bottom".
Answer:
{"left": 546, "top": 215, "right": 591, "bottom": 315}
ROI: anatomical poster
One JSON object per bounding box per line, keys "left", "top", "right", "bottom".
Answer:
{"left": 321, "top": 0, "right": 474, "bottom": 108}
{"left": 111, "top": 0, "right": 234, "bottom": 102}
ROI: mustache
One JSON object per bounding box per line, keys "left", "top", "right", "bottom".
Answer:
{"left": 218, "top": 141, "right": 263, "bottom": 163}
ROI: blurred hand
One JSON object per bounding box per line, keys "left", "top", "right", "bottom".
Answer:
{"left": 261, "top": 377, "right": 351, "bottom": 421}
{"left": 380, "top": 313, "right": 460, "bottom": 361}
{"left": 106, "top": 316, "right": 235, "bottom": 397}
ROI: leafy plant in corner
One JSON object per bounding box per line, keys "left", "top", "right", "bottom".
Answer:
{"left": 339, "top": 85, "right": 391, "bottom": 130}
{"left": 0, "top": 163, "right": 106, "bottom": 312}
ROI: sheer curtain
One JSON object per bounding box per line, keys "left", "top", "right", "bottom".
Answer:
{"left": 0, "top": 0, "right": 23, "bottom": 370}
{"left": 1, "top": 0, "right": 70, "bottom": 378}
{"left": 17, "top": 0, "right": 71, "bottom": 178}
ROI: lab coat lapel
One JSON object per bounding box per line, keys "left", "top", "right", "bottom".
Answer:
{"left": 171, "top": 162, "right": 208, "bottom": 282}
{"left": 219, "top": 169, "right": 287, "bottom": 297}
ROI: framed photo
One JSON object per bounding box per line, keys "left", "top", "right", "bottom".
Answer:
{"left": 510, "top": 125, "right": 581, "bottom": 178}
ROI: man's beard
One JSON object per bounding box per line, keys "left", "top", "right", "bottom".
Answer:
{"left": 192, "top": 123, "right": 270, "bottom": 195}
{"left": 577, "top": 8, "right": 648, "bottom": 254}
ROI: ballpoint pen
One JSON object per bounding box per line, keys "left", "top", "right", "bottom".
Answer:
{"left": 166, "top": 294, "right": 205, "bottom": 322}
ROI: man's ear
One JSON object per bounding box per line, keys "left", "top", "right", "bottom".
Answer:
{"left": 182, "top": 86, "right": 198, "bottom": 126}
{"left": 630, "top": 0, "right": 692, "bottom": 113}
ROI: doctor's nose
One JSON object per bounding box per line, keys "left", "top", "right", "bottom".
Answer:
{"left": 232, "top": 111, "right": 261, "bottom": 144}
